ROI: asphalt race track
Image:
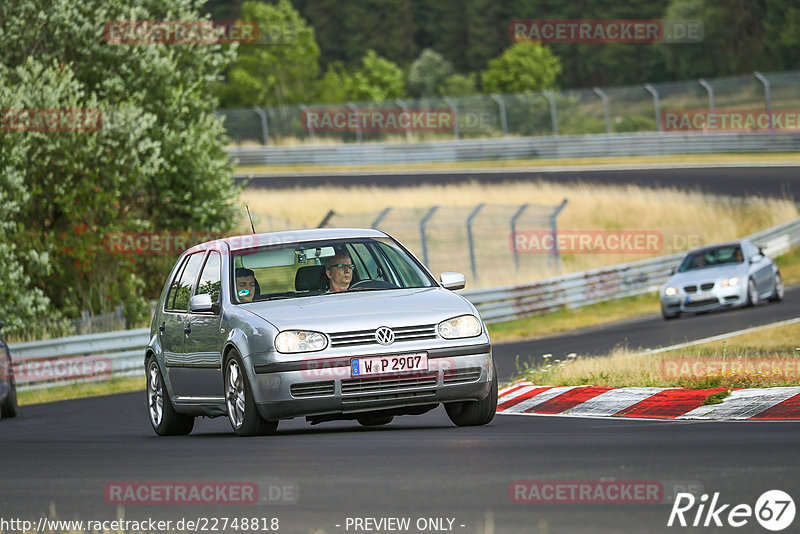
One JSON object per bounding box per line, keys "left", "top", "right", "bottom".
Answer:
{"left": 493, "top": 285, "right": 800, "bottom": 382}
{"left": 236, "top": 165, "right": 800, "bottom": 200}
{"left": 2, "top": 392, "right": 800, "bottom": 534}
{"left": 3, "top": 166, "right": 800, "bottom": 533}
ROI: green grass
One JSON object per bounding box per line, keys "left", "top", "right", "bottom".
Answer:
{"left": 702, "top": 389, "right": 733, "bottom": 405}
{"left": 18, "top": 376, "right": 145, "bottom": 406}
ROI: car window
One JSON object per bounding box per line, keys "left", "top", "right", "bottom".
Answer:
{"left": 678, "top": 245, "right": 744, "bottom": 272}
{"left": 231, "top": 237, "right": 433, "bottom": 301}
{"left": 169, "top": 253, "right": 205, "bottom": 311}
{"left": 164, "top": 255, "right": 190, "bottom": 312}
{"left": 195, "top": 251, "right": 221, "bottom": 303}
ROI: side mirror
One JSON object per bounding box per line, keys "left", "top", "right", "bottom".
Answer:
{"left": 750, "top": 254, "right": 763, "bottom": 263}
{"left": 667, "top": 268, "right": 676, "bottom": 276}
{"left": 189, "top": 293, "right": 217, "bottom": 313}
{"left": 440, "top": 272, "right": 466, "bottom": 290}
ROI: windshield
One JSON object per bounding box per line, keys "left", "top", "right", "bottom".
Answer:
{"left": 230, "top": 237, "right": 434, "bottom": 303}
{"left": 677, "top": 245, "right": 744, "bottom": 272}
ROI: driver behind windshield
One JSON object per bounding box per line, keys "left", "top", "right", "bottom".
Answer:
{"left": 324, "top": 253, "right": 354, "bottom": 292}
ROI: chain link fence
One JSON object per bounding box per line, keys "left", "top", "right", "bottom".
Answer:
{"left": 219, "top": 70, "right": 800, "bottom": 145}
{"left": 319, "top": 201, "right": 567, "bottom": 286}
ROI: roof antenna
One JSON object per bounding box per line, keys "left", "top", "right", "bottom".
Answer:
{"left": 245, "top": 204, "right": 257, "bottom": 234}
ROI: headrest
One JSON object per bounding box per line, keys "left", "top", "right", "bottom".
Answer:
{"left": 295, "top": 265, "right": 327, "bottom": 291}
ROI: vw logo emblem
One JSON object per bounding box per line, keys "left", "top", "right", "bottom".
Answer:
{"left": 375, "top": 326, "right": 395, "bottom": 345}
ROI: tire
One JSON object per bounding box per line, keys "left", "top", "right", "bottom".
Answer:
{"left": 147, "top": 357, "right": 194, "bottom": 436}
{"left": 225, "top": 352, "right": 278, "bottom": 437}
{"left": 445, "top": 370, "right": 498, "bottom": 427}
{"left": 357, "top": 414, "right": 394, "bottom": 427}
{"left": 1, "top": 371, "right": 18, "bottom": 419}
{"left": 769, "top": 272, "right": 784, "bottom": 302}
{"left": 746, "top": 278, "right": 759, "bottom": 307}
{"left": 661, "top": 305, "right": 680, "bottom": 320}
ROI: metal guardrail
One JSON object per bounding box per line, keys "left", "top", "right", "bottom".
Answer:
{"left": 229, "top": 132, "right": 800, "bottom": 167}
{"left": 10, "top": 217, "right": 800, "bottom": 390}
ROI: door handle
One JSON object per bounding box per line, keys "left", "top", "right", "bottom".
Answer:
{"left": 159, "top": 322, "right": 165, "bottom": 334}
{"left": 184, "top": 324, "right": 191, "bottom": 335}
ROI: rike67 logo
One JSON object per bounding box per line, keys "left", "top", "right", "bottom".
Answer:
{"left": 668, "top": 490, "right": 795, "bottom": 531}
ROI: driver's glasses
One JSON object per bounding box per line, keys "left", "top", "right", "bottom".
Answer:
{"left": 331, "top": 264, "right": 354, "bottom": 272}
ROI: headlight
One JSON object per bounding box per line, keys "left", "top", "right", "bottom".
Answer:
{"left": 274, "top": 330, "right": 328, "bottom": 353}
{"left": 720, "top": 277, "right": 740, "bottom": 287}
{"left": 664, "top": 286, "right": 678, "bottom": 296}
{"left": 438, "top": 314, "right": 482, "bottom": 339}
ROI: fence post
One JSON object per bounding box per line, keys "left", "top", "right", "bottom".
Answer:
{"left": 466, "top": 203, "right": 486, "bottom": 279}
{"left": 252, "top": 107, "right": 269, "bottom": 145}
{"left": 346, "top": 102, "right": 362, "bottom": 143}
{"left": 490, "top": 94, "right": 508, "bottom": 136}
{"left": 548, "top": 199, "right": 569, "bottom": 270}
{"left": 593, "top": 87, "right": 610, "bottom": 134}
{"left": 542, "top": 90, "right": 558, "bottom": 136}
{"left": 754, "top": 72, "right": 773, "bottom": 131}
{"left": 698, "top": 79, "right": 715, "bottom": 111}
{"left": 419, "top": 206, "right": 439, "bottom": 266}
{"left": 318, "top": 210, "right": 335, "bottom": 228}
{"left": 643, "top": 83, "right": 661, "bottom": 132}
{"left": 443, "top": 97, "right": 459, "bottom": 139}
{"left": 299, "top": 104, "right": 315, "bottom": 141}
{"left": 371, "top": 207, "right": 392, "bottom": 229}
{"left": 395, "top": 99, "right": 412, "bottom": 141}
{"left": 510, "top": 203, "right": 530, "bottom": 269}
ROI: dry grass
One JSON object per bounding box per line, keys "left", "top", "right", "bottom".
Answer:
{"left": 518, "top": 319, "right": 800, "bottom": 389}
{"left": 240, "top": 180, "right": 798, "bottom": 289}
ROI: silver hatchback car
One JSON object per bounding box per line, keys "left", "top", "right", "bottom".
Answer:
{"left": 660, "top": 240, "right": 783, "bottom": 320}
{"left": 145, "top": 228, "right": 497, "bottom": 436}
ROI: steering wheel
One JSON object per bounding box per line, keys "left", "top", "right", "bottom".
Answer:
{"left": 349, "top": 279, "right": 399, "bottom": 290}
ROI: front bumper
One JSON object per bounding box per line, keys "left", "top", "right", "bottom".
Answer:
{"left": 248, "top": 344, "right": 493, "bottom": 421}
{"left": 661, "top": 283, "right": 748, "bottom": 314}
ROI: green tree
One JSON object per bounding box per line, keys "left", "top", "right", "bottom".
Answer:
{"left": 0, "top": 0, "right": 240, "bottom": 333}
{"left": 218, "top": 0, "right": 320, "bottom": 107}
{"left": 440, "top": 73, "right": 477, "bottom": 97}
{"left": 407, "top": 49, "right": 454, "bottom": 98}
{"left": 346, "top": 50, "right": 405, "bottom": 102}
{"left": 481, "top": 43, "right": 561, "bottom": 94}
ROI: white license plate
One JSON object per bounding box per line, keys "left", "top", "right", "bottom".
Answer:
{"left": 351, "top": 353, "right": 428, "bottom": 377}
{"left": 688, "top": 292, "right": 713, "bottom": 302}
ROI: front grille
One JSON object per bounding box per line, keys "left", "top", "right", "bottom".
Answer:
{"left": 684, "top": 298, "right": 718, "bottom": 308}
{"left": 700, "top": 282, "right": 715, "bottom": 290}
{"left": 443, "top": 367, "right": 482, "bottom": 385}
{"left": 290, "top": 381, "right": 335, "bottom": 398}
{"left": 341, "top": 372, "right": 437, "bottom": 403}
{"left": 329, "top": 325, "right": 437, "bottom": 347}
{"left": 683, "top": 285, "right": 697, "bottom": 293}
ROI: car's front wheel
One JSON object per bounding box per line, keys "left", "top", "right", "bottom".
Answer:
{"left": 147, "top": 357, "right": 194, "bottom": 436}
{"left": 1, "top": 369, "right": 18, "bottom": 419}
{"left": 445, "top": 371, "right": 498, "bottom": 427}
{"left": 746, "top": 278, "right": 759, "bottom": 307}
{"left": 769, "top": 272, "right": 784, "bottom": 302}
{"left": 225, "top": 352, "right": 278, "bottom": 437}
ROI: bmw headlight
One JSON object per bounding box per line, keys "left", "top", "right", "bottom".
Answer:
{"left": 720, "top": 277, "right": 740, "bottom": 287}
{"left": 275, "top": 330, "right": 328, "bottom": 353}
{"left": 664, "top": 286, "right": 678, "bottom": 296}
{"left": 438, "top": 314, "right": 482, "bottom": 339}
